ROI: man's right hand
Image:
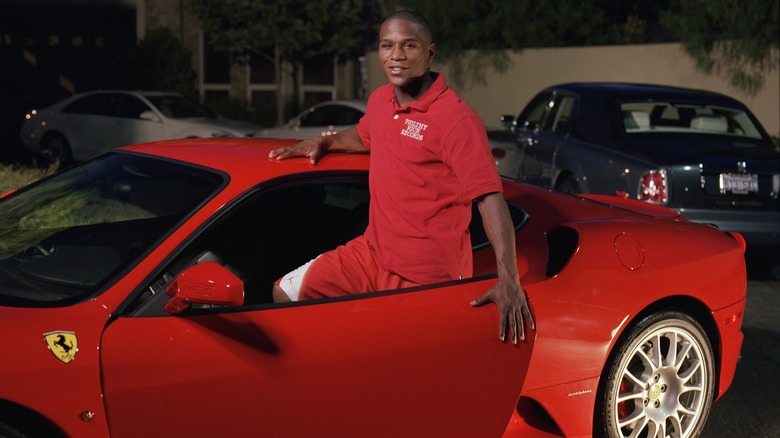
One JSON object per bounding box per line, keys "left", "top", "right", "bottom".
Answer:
{"left": 268, "top": 136, "right": 330, "bottom": 165}
{"left": 268, "top": 127, "right": 366, "bottom": 165}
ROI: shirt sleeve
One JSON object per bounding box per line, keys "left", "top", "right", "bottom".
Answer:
{"left": 357, "top": 87, "right": 387, "bottom": 150}
{"left": 443, "top": 112, "right": 503, "bottom": 201}
{"left": 356, "top": 111, "right": 371, "bottom": 150}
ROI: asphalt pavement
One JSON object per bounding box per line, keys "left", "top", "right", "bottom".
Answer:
{"left": 702, "top": 246, "right": 779, "bottom": 437}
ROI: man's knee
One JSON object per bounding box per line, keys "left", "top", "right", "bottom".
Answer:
{"left": 274, "top": 257, "right": 318, "bottom": 302}
{"left": 272, "top": 284, "right": 291, "bottom": 303}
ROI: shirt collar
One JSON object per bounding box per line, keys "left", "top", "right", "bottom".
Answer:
{"left": 387, "top": 72, "right": 448, "bottom": 113}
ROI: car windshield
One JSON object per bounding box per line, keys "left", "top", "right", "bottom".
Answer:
{"left": 145, "top": 95, "right": 217, "bottom": 119}
{"left": 0, "top": 153, "right": 224, "bottom": 306}
{"left": 621, "top": 102, "right": 763, "bottom": 139}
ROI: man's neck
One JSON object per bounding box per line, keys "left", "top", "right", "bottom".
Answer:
{"left": 394, "top": 71, "right": 435, "bottom": 107}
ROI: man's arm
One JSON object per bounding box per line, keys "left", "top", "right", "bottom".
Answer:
{"left": 471, "top": 192, "right": 536, "bottom": 343}
{"left": 268, "top": 127, "right": 367, "bottom": 164}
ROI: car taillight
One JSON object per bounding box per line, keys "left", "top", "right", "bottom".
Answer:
{"left": 638, "top": 170, "right": 668, "bottom": 204}
{"left": 491, "top": 148, "right": 506, "bottom": 159}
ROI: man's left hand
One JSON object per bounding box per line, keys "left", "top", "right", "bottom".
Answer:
{"left": 471, "top": 279, "right": 535, "bottom": 344}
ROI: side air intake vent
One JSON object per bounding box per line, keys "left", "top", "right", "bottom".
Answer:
{"left": 546, "top": 227, "right": 579, "bottom": 277}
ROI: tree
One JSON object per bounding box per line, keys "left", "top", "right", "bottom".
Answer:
{"left": 398, "top": 0, "right": 619, "bottom": 88}
{"left": 392, "top": 0, "right": 778, "bottom": 95}
{"left": 125, "top": 28, "right": 198, "bottom": 100}
{"left": 661, "top": 0, "right": 779, "bottom": 95}
{"left": 189, "top": 0, "right": 378, "bottom": 124}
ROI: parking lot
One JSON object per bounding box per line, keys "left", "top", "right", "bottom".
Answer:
{"left": 703, "top": 247, "right": 779, "bottom": 437}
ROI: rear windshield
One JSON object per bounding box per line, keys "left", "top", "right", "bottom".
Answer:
{"left": 0, "top": 153, "right": 224, "bottom": 306}
{"left": 621, "top": 102, "right": 763, "bottom": 139}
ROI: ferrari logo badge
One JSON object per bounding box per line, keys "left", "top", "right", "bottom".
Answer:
{"left": 43, "top": 331, "right": 78, "bottom": 364}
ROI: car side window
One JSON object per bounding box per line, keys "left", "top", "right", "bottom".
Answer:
{"left": 112, "top": 94, "right": 152, "bottom": 119}
{"left": 130, "top": 176, "right": 371, "bottom": 315}
{"left": 550, "top": 95, "right": 575, "bottom": 135}
{"left": 301, "top": 105, "right": 363, "bottom": 127}
{"left": 516, "top": 92, "right": 553, "bottom": 132}
{"left": 62, "top": 94, "right": 113, "bottom": 116}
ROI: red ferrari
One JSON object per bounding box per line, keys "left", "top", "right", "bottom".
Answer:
{"left": 0, "top": 138, "right": 746, "bottom": 437}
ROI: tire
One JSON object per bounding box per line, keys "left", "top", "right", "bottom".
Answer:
{"left": 597, "top": 311, "right": 715, "bottom": 438}
{"left": 40, "top": 133, "right": 72, "bottom": 166}
{"left": 0, "top": 421, "right": 26, "bottom": 438}
{"left": 555, "top": 176, "right": 579, "bottom": 194}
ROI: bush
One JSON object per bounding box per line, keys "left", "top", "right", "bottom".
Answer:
{"left": 0, "top": 163, "right": 56, "bottom": 196}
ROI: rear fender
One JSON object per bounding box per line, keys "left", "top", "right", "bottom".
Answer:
{"left": 579, "top": 194, "right": 683, "bottom": 219}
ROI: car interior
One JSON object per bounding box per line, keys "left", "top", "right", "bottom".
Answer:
{"left": 128, "top": 174, "right": 529, "bottom": 316}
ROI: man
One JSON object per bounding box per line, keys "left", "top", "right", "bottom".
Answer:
{"left": 269, "top": 10, "right": 534, "bottom": 343}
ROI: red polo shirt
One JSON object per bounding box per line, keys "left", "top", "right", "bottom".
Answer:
{"left": 357, "top": 73, "right": 502, "bottom": 284}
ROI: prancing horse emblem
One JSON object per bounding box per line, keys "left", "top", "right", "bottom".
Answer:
{"left": 43, "top": 331, "right": 79, "bottom": 364}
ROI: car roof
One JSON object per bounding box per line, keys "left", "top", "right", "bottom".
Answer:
{"left": 69, "top": 90, "right": 183, "bottom": 99}
{"left": 311, "top": 99, "right": 367, "bottom": 111}
{"left": 546, "top": 82, "right": 746, "bottom": 107}
{"left": 120, "top": 137, "right": 371, "bottom": 191}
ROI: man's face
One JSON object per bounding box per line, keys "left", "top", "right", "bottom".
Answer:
{"left": 378, "top": 18, "right": 435, "bottom": 90}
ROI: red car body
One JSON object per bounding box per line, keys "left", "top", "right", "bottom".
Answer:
{"left": 0, "top": 138, "right": 745, "bottom": 437}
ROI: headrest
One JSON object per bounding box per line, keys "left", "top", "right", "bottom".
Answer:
{"left": 690, "top": 115, "right": 728, "bottom": 132}
{"left": 630, "top": 111, "right": 650, "bottom": 130}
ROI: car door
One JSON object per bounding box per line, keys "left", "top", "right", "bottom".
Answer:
{"left": 59, "top": 93, "right": 118, "bottom": 155}
{"left": 517, "top": 93, "right": 575, "bottom": 188}
{"left": 61, "top": 93, "right": 162, "bottom": 159}
{"left": 99, "top": 175, "right": 533, "bottom": 437}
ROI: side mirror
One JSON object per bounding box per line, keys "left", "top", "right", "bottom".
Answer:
{"left": 139, "top": 110, "right": 161, "bottom": 122}
{"left": 164, "top": 261, "right": 244, "bottom": 315}
{"left": 499, "top": 114, "right": 515, "bottom": 130}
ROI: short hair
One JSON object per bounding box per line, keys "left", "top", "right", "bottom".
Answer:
{"left": 381, "top": 10, "right": 434, "bottom": 43}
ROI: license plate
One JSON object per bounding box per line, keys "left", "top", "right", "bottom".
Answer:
{"left": 719, "top": 173, "right": 758, "bottom": 194}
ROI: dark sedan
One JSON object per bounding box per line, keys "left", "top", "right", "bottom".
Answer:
{"left": 490, "top": 82, "right": 780, "bottom": 246}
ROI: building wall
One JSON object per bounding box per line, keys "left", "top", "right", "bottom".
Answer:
{"left": 137, "top": 0, "right": 358, "bottom": 115}
{"left": 0, "top": 0, "right": 136, "bottom": 104}
{"left": 135, "top": 1, "right": 779, "bottom": 134}
{"left": 366, "top": 43, "right": 780, "bottom": 137}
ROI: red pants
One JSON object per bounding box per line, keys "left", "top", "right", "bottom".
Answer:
{"left": 277, "top": 235, "right": 420, "bottom": 301}
{"left": 277, "top": 236, "right": 419, "bottom": 301}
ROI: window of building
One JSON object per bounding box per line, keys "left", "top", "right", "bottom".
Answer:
{"left": 204, "top": 42, "right": 230, "bottom": 84}
{"left": 250, "top": 53, "right": 275, "bottom": 84}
